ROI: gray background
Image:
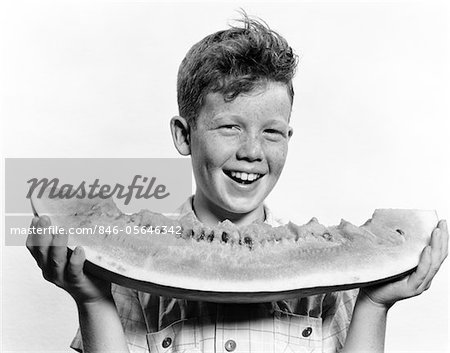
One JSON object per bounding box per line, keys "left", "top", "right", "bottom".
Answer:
{"left": 5, "top": 158, "right": 191, "bottom": 214}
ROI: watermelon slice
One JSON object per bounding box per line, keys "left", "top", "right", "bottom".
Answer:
{"left": 30, "top": 192, "right": 438, "bottom": 303}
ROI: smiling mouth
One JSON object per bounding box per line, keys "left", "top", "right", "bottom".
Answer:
{"left": 224, "top": 170, "right": 264, "bottom": 185}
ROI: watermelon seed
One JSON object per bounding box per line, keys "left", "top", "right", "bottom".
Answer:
{"left": 322, "top": 232, "right": 332, "bottom": 241}
{"left": 241, "top": 236, "right": 253, "bottom": 249}
{"left": 222, "top": 232, "right": 230, "bottom": 242}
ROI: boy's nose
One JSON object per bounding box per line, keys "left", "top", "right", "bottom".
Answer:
{"left": 236, "top": 135, "right": 263, "bottom": 161}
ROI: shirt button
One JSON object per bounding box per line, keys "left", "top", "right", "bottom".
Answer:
{"left": 162, "top": 336, "right": 172, "bottom": 348}
{"left": 225, "top": 339, "right": 237, "bottom": 352}
{"left": 302, "top": 327, "right": 313, "bottom": 337}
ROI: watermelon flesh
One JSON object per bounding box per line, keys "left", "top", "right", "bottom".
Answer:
{"left": 30, "top": 193, "right": 438, "bottom": 303}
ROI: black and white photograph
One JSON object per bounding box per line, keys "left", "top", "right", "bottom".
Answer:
{"left": 1, "top": 1, "right": 449, "bottom": 352}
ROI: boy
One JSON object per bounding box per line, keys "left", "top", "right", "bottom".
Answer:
{"left": 27, "top": 16, "right": 448, "bottom": 353}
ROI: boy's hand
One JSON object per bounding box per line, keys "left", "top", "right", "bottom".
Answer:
{"left": 361, "top": 219, "right": 448, "bottom": 308}
{"left": 26, "top": 215, "right": 112, "bottom": 305}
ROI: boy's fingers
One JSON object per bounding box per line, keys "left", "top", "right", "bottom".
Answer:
{"left": 31, "top": 216, "right": 40, "bottom": 229}
{"left": 26, "top": 217, "right": 44, "bottom": 267}
{"left": 37, "top": 216, "right": 52, "bottom": 240}
{"left": 26, "top": 217, "right": 41, "bottom": 250}
{"left": 67, "top": 247, "right": 86, "bottom": 283}
{"left": 407, "top": 246, "right": 431, "bottom": 292}
{"left": 47, "top": 233, "right": 69, "bottom": 285}
{"left": 28, "top": 217, "right": 53, "bottom": 268}
{"left": 438, "top": 219, "right": 448, "bottom": 261}
{"left": 417, "top": 228, "right": 442, "bottom": 292}
{"left": 38, "top": 215, "right": 51, "bottom": 227}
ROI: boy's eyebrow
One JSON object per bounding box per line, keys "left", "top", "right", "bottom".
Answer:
{"left": 263, "top": 118, "right": 290, "bottom": 126}
{"left": 211, "top": 113, "right": 243, "bottom": 120}
{"left": 212, "top": 113, "right": 289, "bottom": 125}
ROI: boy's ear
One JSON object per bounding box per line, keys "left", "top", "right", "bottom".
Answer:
{"left": 170, "top": 116, "right": 191, "bottom": 156}
{"left": 288, "top": 126, "right": 294, "bottom": 139}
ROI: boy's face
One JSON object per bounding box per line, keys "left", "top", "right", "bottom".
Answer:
{"left": 189, "top": 81, "right": 293, "bottom": 216}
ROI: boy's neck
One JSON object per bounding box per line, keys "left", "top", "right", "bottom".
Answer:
{"left": 192, "top": 193, "right": 266, "bottom": 227}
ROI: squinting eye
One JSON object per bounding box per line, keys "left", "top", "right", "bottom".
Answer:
{"left": 220, "top": 125, "right": 240, "bottom": 131}
{"left": 217, "top": 125, "right": 241, "bottom": 136}
{"left": 265, "top": 129, "right": 285, "bottom": 136}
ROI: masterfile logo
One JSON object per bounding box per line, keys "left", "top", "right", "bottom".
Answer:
{"left": 4, "top": 158, "right": 192, "bottom": 246}
{"left": 27, "top": 175, "right": 170, "bottom": 205}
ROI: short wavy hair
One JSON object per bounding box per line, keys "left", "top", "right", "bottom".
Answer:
{"left": 177, "top": 15, "right": 298, "bottom": 127}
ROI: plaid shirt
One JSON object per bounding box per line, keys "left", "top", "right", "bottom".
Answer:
{"left": 71, "top": 198, "right": 358, "bottom": 353}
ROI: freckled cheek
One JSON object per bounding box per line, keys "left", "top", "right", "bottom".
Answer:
{"left": 206, "top": 139, "right": 236, "bottom": 164}
{"left": 198, "top": 146, "right": 231, "bottom": 176}
{"left": 267, "top": 145, "right": 288, "bottom": 176}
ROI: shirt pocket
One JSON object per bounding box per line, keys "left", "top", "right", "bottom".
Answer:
{"left": 146, "top": 317, "right": 201, "bottom": 353}
{"left": 273, "top": 311, "right": 322, "bottom": 353}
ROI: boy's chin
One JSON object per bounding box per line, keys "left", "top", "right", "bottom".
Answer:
{"left": 223, "top": 197, "right": 264, "bottom": 215}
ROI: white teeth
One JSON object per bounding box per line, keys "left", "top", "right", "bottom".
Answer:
{"left": 228, "top": 171, "right": 261, "bottom": 182}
